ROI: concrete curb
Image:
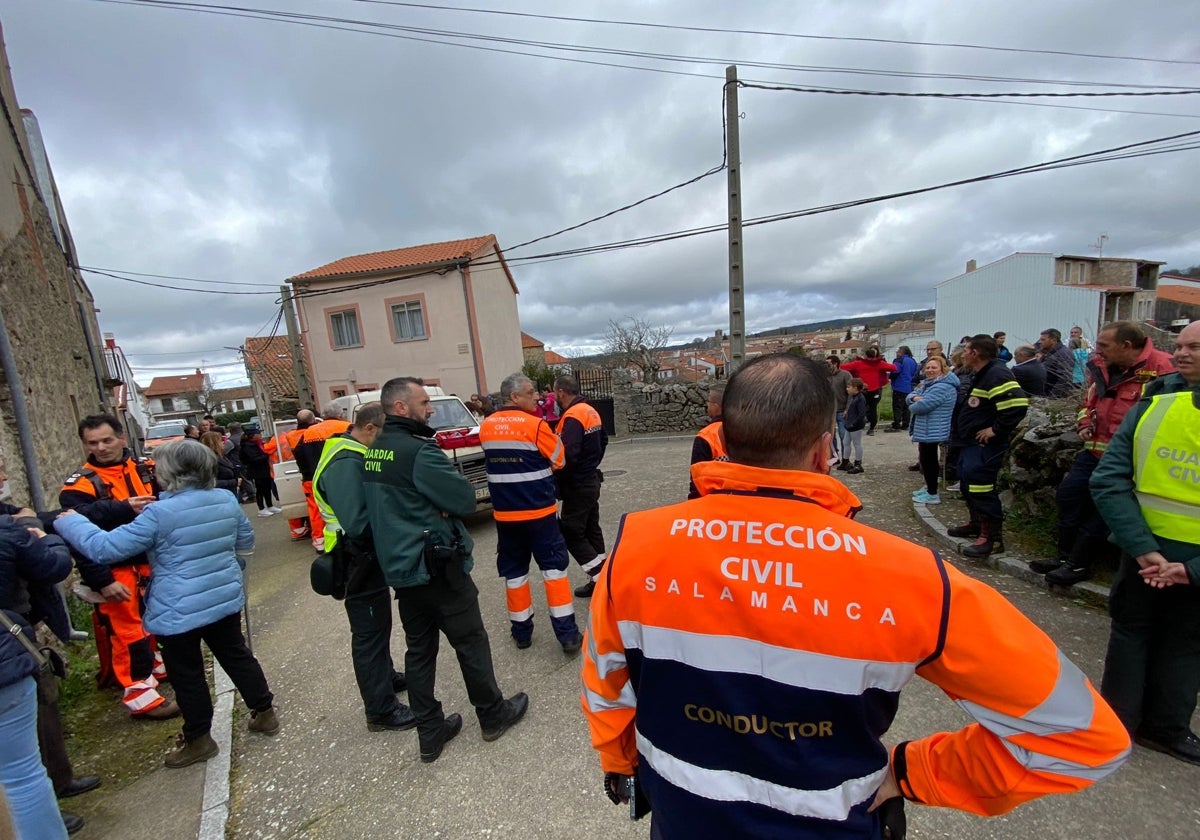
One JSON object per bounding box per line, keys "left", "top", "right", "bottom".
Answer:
{"left": 198, "top": 663, "right": 235, "bottom": 840}
{"left": 912, "top": 499, "right": 1111, "bottom": 610}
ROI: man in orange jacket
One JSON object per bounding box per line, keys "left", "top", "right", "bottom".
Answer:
{"left": 294, "top": 405, "right": 351, "bottom": 552}
{"left": 266, "top": 417, "right": 312, "bottom": 541}
{"left": 581, "top": 354, "right": 1129, "bottom": 838}
{"left": 553, "top": 375, "right": 608, "bottom": 599}
{"left": 479, "top": 373, "right": 582, "bottom": 654}
{"left": 59, "top": 414, "right": 178, "bottom": 719}
{"left": 687, "top": 381, "right": 726, "bottom": 500}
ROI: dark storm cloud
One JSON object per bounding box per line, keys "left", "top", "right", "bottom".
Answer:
{"left": 4, "top": 0, "right": 1199, "bottom": 374}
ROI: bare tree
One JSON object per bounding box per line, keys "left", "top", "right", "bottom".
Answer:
{"left": 604, "top": 317, "right": 673, "bottom": 381}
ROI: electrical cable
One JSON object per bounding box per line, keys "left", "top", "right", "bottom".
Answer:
{"left": 79, "top": 267, "right": 280, "bottom": 295}
{"left": 77, "top": 265, "right": 278, "bottom": 287}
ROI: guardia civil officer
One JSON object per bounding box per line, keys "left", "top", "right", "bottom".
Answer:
{"left": 581, "top": 353, "right": 1129, "bottom": 838}
{"left": 1093, "top": 320, "right": 1200, "bottom": 766}
{"left": 363, "top": 377, "right": 527, "bottom": 763}
{"left": 311, "top": 402, "right": 415, "bottom": 732}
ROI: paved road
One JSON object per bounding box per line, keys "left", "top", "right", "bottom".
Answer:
{"left": 227, "top": 434, "right": 1200, "bottom": 839}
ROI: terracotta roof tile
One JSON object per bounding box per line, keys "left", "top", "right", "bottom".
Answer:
{"left": 290, "top": 235, "right": 497, "bottom": 280}
{"left": 544, "top": 350, "right": 570, "bottom": 366}
{"left": 212, "top": 385, "right": 254, "bottom": 401}
{"left": 521, "top": 332, "right": 544, "bottom": 349}
{"left": 244, "top": 336, "right": 298, "bottom": 399}
{"left": 144, "top": 372, "right": 205, "bottom": 397}
{"left": 1158, "top": 285, "right": 1200, "bottom": 306}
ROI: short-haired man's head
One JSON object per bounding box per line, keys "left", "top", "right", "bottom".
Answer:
{"left": 966, "top": 334, "right": 998, "bottom": 361}
{"left": 78, "top": 413, "right": 124, "bottom": 440}
{"left": 154, "top": 439, "right": 217, "bottom": 492}
{"left": 296, "top": 409, "right": 316, "bottom": 428}
{"left": 321, "top": 402, "right": 346, "bottom": 420}
{"left": 722, "top": 355, "right": 833, "bottom": 470}
{"left": 827, "top": 355, "right": 841, "bottom": 368}
{"left": 707, "top": 381, "right": 727, "bottom": 405}
{"left": 553, "top": 375, "right": 581, "bottom": 396}
{"left": 226, "top": 422, "right": 242, "bottom": 434}
{"left": 993, "top": 331, "right": 1006, "bottom": 340}
{"left": 500, "top": 373, "right": 533, "bottom": 404}
{"left": 353, "top": 402, "right": 385, "bottom": 429}
{"left": 1040, "top": 328, "right": 1062, "bottom": 344}
{"left": 1014, "top": 344, "right": 1037, "bottom": 362}
{"left": 380, "top": 377, "right": 425, "bottom": 415}
{"left": 1099, "top": 320, "right": 1148, "bottom": 349}
{"left": 925, "top": 340, "right": 943, "bottom": 355}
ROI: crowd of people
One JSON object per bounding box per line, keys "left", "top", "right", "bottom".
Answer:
{"left": 1, "top": 319, "right": 1196, "bottom": 838}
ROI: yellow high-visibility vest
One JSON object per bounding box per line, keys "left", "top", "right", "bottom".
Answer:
{"left": 1132, "top": 391, "right": 1200, "bottom": 544}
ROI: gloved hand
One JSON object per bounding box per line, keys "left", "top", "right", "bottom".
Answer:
{"left": 603, "top": 772, "right": 631, "bottom": 805}
{"left": 878, "top": 797, "right": 906, "bottom": 840}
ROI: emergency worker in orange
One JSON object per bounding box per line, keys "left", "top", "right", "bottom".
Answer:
{"left": 1031, "top": 320, "right": 1175, "bottom": 586}
{"left": 293, "top": 405, "right": 350, "bottom": 552}
{"left": 266, "top": 414, "right": 312, "bottom": 541}
{"left": 552, "top": 375, "right": 608, "bottom": 599}
{"left": 479, "top": 374, "right": 583, "bottom": 654}
{"left": 687, "top": 381, "right": 726, "bottom": 499}
{"left": 581, "top": 354, "right": 1130, "bottom": 839}
{"left": 59, "top": 414, "right": 178, "bottom": 719}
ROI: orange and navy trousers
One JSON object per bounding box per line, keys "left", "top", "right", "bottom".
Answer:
{"left": 94, "top": 564, "right": 168, "bottom": 715}
{"left": 496, "top": 514, "right": 579, "bottom": 645}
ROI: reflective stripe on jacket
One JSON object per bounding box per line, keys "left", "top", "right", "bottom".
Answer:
{"left": 479, "top": 408, "right": 563, "bottom": 522}
{"left": 312, "top": 435, "right": 367, "bottom": 551}
{"left": 695, "top": 421, "right": 728, "bottom": 462}
{"left": 558, "top": 397, "right": 607, "bottom": 480}
{"left": 1131, "top": 391, "right": 1200, "bottom": 544}
{"left": 953, "top": 360, "right": 1029, "bottom": 444}
{"left": 582, "top": 461, "right": 1129, "bottom": 836}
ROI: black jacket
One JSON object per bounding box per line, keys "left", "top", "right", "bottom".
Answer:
{"left": 239, "top": 438, "right": 273, "bottom": 481}
{"left": 1, "top": 519, "right": 72, "bottom": 688}
{"left": 952, "top": 360, "right": 1030, "bottom": 445}
{"left": 843, "top": 393, "right": 867, "bottom": 432}
{"left": 1012, "top": 359, "right": 1047, "bottom": 397}
{"left": 215, "top": 455, "right": 240, "bottom": 493}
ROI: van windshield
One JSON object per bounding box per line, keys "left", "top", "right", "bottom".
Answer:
{"left": 147, "top": 424, "right": 187, "bottom": 440}
{"left": 429, "top": 399, "right": 476, "bottom": 430}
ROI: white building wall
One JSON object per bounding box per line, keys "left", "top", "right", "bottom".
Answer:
{"left": 935, "top": 253, "right": 1104, "bottom": 349}
{"left": 879, "top": 328, "right": 935, "bottom": 358}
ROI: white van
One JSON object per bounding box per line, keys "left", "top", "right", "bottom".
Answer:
{"left": 270, "top": 387, "right": 490, "bottom": 524}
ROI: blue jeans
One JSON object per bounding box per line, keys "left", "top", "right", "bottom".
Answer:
{"left": 0, "top": 677, "right": 68, "bottom": 840}
{"left": 834, "top": 410, "right": 846, "bottom": 457}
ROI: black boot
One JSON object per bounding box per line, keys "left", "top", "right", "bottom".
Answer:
{"left": 847, "top": 462, "right": 864, "bottom": 474}
{"left": 1046, "top": 537, "right": 1098, "bottom": 585}
{"left": 836, "top": 459, "right": 851, "bottom": 472}
{"left": 947, "top": 521, "right": 980, "bottom": 538}
{"left": 963, "top": 522, "right": 1004, "bottom": 558}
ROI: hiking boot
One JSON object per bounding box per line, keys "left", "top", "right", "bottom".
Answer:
{"left": 164, "top": 733, "right": 218, "bottom": 769}
{"left": 1046, "top": 564, "right": 1093, "bottom": 586}
{"left": 846, "top": 462, "right": 864, "bottom": 474}
{"left": 367, "top": 706, "right": 417, "bottom": 732}
{"left": 574, "top": 580, "right": 595, "bottom": 598}
{"left": 248, "top": 707, "right": 280, "bottom": 736}
{"left": 561, "top": 632, "right": 584, "bottom": 656}
{"left": 481, "top": 692, "right": 529, "bottom": 743}
{"left": 135, "top": 699, "right": 180, "bottom": 721}
{"left": 1028, "top": 558, "right": 1065, "bottom": 575}
{"left": 419, "top": 713, "right": 463, "bottom": 763}
{"left": 946, "top": 522, "right": 980, "bottom": 538}
{"left": 836, "top": 459, "right": 851, "bottom": 472}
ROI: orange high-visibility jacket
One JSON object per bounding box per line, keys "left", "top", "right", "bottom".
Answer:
{"left": 294, "top": 419, "right": 351, "bottom": 480}
{"left": 581, "top": 461, "right": 1129, "bottom": 837}
{"left": 479, "top": 407, "right": 564, "bottom": 522}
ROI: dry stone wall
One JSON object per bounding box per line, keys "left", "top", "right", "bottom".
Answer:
{"left": 613, "top": 373, "right": 717, "bottom": 436}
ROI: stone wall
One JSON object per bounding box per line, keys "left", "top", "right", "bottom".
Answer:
{"left": 1004, "top": 399, "right": 1083, "bottom": 516}
{"left": 613, "top": 373, "right": 716, "bottom": 436}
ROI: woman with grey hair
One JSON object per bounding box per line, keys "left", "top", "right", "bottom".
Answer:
{"left": 54, "top": 440, "right": 278, "bottom": 769}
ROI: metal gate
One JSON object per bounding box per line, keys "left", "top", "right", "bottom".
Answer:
{"left": 576, "top": 368, "right": 615, "bottom": 435}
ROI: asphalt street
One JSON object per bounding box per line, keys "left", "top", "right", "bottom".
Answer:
{"left": 221, "top": 433, "right": 1199, "bottom": 839}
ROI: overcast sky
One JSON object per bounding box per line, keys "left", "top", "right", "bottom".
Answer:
{"left": 5, "top": 0, "right": 1200, "bottom": 386}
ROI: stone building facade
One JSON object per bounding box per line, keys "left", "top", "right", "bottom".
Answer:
{"left": 0, "top": 25, "right": 108, "bottom": 508}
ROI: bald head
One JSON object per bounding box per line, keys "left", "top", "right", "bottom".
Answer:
{"left": 1174, "top": 321, "right": 1199, "bottom": 385}
{"left": 296, "top": 409, "right": 316, "bottom": 428}
{"left": 722, "top": 354, "right": 833, "bottom": 470}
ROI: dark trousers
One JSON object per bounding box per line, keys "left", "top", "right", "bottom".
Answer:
{"left": 1054, "top": 450, "right": 1111, "bottom": 565}
{"left": 559, "top": 475, "right": 606, "bottom": 578}
{"left": 918, "top": 442, "right": 941, "bottom": 495}
{"left": 255, "top": 480, "right": 273, "bottom": 510}
{"left": 957, "top": 443, "right": 1008, "bottom": 526}
{"left": 344, "top": 586, "right": 401, "bottom": 719}
{"left": 393, "top": 574, "right": 505, "bottom": 747}
{"left": 891, "top": 391, "right": 911, "bottom": 429}
{"left": 158, "top": 611, "right": 273, "bottom": 740}
{"left": 1101, "top": 555, "right": 1200, "bottom": 740}
{"left": 864, "top": 390, "right": 882, "bottom": 432}
{"left": 34, "top": 668, "right": 72, "bottom": 793}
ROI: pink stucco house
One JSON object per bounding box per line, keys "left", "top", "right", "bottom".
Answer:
{"left": 288, "top": 234, "right": 524, "bottom": 401}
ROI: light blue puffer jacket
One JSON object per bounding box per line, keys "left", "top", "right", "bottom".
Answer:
{"left": 906, "top": 371, "right": 960, "bottom": 443}
{"left": 55, "top": 488, "right": 253, "bottom": 636}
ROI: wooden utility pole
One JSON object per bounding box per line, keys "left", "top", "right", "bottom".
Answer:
{"left": 725, "top": 65, "right": 746, "bottom": 372}
{"left": 280, "top": 284, "right": 316, "bottom": 410}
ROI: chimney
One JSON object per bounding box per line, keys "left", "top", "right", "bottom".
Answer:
{"left": 103, "top": 332, "right": 116, "bottom": 349}
{"left": 966, "top": 260, "right": 977, "bottom": 273}
{"left": 195, "top": 368, "right": 202, "bottom": 375}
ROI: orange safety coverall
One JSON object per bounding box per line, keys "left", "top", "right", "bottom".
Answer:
{"left": 294, "top": 419, "right": 350, "bottom": 551}
{"left": 60, "top": 456, "right": 168, "bottom": 715}
{"left": 267, "top": 426, "right": 310, "bottom": 539}
{"left": 582, "top": 460, "right": 1130, "bottom": 837}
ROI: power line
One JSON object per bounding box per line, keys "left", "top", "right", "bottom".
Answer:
{"left": 100, "top": 2, "right": 1200, "bottom": 93}
{"left": 77, "top": 265, "right": 278, "bottom": 287}
{"left": 737, "top": 81, "right": 1200, "bottom": 100}
{"left": 80, "top": 267, "right": 280, "bottom": 295}
{"left": 339, "top": 1, "right": 1200, "bottom": 68}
